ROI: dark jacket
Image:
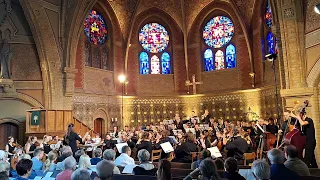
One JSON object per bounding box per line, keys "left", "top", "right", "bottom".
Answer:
{"left": 174, "top": 142, "right": 198, "bottom": 163}
{"left": 225, "top": 136, "right": 248, "bottom": 160}
{"left": 224, "top": 172, "right": 246, "bottom": 180}
{"left": 270, "top": 164, "right": 300, "bottom": 180}
{"left": 66, "top": 131, "right": 83, "bottom": 153}
{"left": 136, "top": 141, "right": 153, "bottom": 156}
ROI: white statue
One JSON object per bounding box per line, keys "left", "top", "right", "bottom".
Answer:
{"left": 0, "top": 40, "right": 13, "bottom": 79}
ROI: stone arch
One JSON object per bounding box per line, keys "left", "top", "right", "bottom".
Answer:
{"left": 0, "top": 118, "right": 24, "bottom": 144}
{"left": 92, "top": 108, "right": 109, "bottom": 135}
{"left": 0, "top": 92, "right": 43, "bottom": 108}
{"left": 307, "top": 57, "right": 320, "bottom": 87}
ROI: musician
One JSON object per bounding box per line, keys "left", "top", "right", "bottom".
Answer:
{"left": 199, "top": 131, "right": 211, "bottom": 149}
{"left": 103, "top": 134, "right": 116, "bottom": 150}
{"left": 173, "top": 113, "right": 184, "bottom": 132}
{"left": 25, "top": 136, "right": 37, "bottom": 155}
{"left": 173, "top": 132, "right": 198, "bottom": 163}
{"left": 5, "top": 136, "right": 15, "bottom": 159}
{"left": 190, "top": 111, "right": 199, "bottom": 124}
{"left": 266, "top": 118, "right": 278, "bottom": 135}
{"left": 201, "top": 109, "right": 211, "bottom": 124}
{"left": 194, "top": 124, "right": 201, "bottom": 139}
{"left": 120, "top": 133, "right": 135, "bottom": 150}
{"left": 64, "top": 123, "right": 87, "bottom": 153}
{"left": 136, "top": 131, "right": 153, "bottom": 156}
{"left": 208, "top": 117, "right": 215, "bottom": 128}
{"left": 225, "top": 129, "right": 248, "bottom": 161}
{"left": 293, "top": 112, "right": 318, "bottom": 168}
{"left": 112, "top": 126, "right": 119, "bottom": 138}
{"left": 42, "top": 135, "right": 52, "bottom": 155}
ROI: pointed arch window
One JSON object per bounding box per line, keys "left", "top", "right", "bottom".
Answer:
{"left": 264, "top": 1, "right": 278, "bottom": 59}
{"left": 138, "top": 23, "right": 172, "bottom": 74}
{"left": 203, "top": 16, "right": 236, "bottom": 71}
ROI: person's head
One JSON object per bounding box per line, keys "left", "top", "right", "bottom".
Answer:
{"left": 157, "top": 159, "right": 171, "bottom": 180}
{"left": 284, "top": 145, "right": 298, "bottom": 159}
{"left": 0, "top": 161, "right": 10, "bottom": 176}
{"left": 204, "top": 109, "right": 209, "bottom": 115}
{"left": 200, "top": 149, "right": 211, "bottom": 160}
{"left": 62, "top": 146, "right": 73, "bottom": 156}
{"left": 268, "top": 118, "right": 274, "bottom": 125}
{"left": 75, "top": 149, "right": 85, "bottom": 162}
{"left": 47, "top": 151, "right": 58, "bottom": 163}
{"left": 175, "top": 113, "right": 180, "bottom": 121}
{"left": 96, "top": 160, "right": 114, "bottom": 180}
{"left": 137, "top": 149, "right": 150, "bottom": 163}
{"left": 68, "top": 124, "right": 75, "bottom": 134}
{"left": 113, "top": 126, "right": 118, "bottom": 132}
{"left": 209, "top": 117, "right": 214, "bottom": 123}
{"left": 31, "top": 136, "right": 37, "bottom": 143}
{"left": 199, "top": 159, "right": 219, "bottom": 179}
{"left": 16, "top": 159, "right": 33, "bottom": 177}
{"left": 105, "top": 134, "right": 111, "bottom": 140}
{"left": 283, "top": 111, "right": 290, "bottom": 121}
{"left": 33, "top": 148, "right": 44, "bottom": 159}
{"left": 185, "top": 132, "right": 195, "bottom": 143}
{"left": 214, "top": 158, "right": 224, "bottom": 170}
{"left": 142, "top": 131, "right": 150, "bottom": 140}
{"left": 64, "top": 156, "right": 77, "bottom": 170}
{"left": 267, "top": 148, "right": 284, "bottom": 165}
{"left": 103, "top": 149, "right": 116, "bottom": 161}
{"left": 18, "top": 154, "right": 31, "bottom": 161}
{"left": 224, "top": 157, "right": 238, "bottom": 173}
{"left": 121, "top": 145, "right": 131, "bottom": 156}
{"left": 124, "top": 126, "right": 129, "bottom": 132}
{"left": 251, "top": 160, "right": 270, "bottom": 180}
{"left": 8, "top": 136, "right": 14, "bottom": 143}
{"left": 71, "top": 168, "right": 91, "bottom": 180}
{"left": 79, "top": 154, "right": 91, "bottom": 169}
{"left": 258, "top": 119, "right": 264, "bottom": 126}
{"left": 94, "top": 148, "right": 102, "bottom": 158}
{"left": 0, "top": 150, "right": 7, "bottom": 162}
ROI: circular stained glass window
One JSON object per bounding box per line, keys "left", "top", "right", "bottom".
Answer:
{"left": 139, "top": 23, "right": 169, "bottom": 53}
{"left": 84, "top": 10, "right": 107, "bottom": 45}
{"left": 203, "top": 16, "right": 234, "bottom": 48}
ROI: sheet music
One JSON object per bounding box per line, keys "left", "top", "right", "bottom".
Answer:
{"left": 207, "top": 147, "right": 222, "bottom": 158}
{"left": 115, "top": 142, "right": 128, "bottom": 153}
{"left": 160, "top": 142, "right": 174, "bottom": 153}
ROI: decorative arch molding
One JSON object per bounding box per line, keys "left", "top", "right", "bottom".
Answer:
{"left": 0, "top": 118, "right": 25, "bottom": 145}
{"left": 307, "top": 57, "right": 320, "bottom": 87}
{"left": 92, "top": 108, "right": 109, "bottom": 121}
{"left": 0, "top": 92, "right": 44, "bottom": 108}
{"left": 189, "top": 1, "right": 253, "bottom": 74}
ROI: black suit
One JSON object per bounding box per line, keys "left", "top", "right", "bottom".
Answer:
{"left": 202, "top": 115, "right": 211, "bottom": 124}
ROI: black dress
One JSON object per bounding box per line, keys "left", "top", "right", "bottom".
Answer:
{"left": 136, "top": 140, "right": 153, "bottom": 155}
{"left": 43, "top": 143, "right": 51, "bottom": 154}
{"left": 66, "top": 131, "right": 83, "bottom": 153}
{"left": 7, "top": 143, "right": 15, "bottom": 159}
{"left": 30, "top": 143, "right": 37, "bottom": 152}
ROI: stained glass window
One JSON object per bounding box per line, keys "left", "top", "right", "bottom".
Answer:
{"left": 151, "top": 55, "right": 160, "bottom": 74}
{"left": 204, "top": 49, "right": 214, "bottom": 71}
{"left": 84, "top": 10, "right": 108, "bottom": 45}
{"left": 102, "top": 47, "right": 108, "bottom": 70}
{"left": 215, "top": 50, "right": 225, "bottom": 70}
{"left": 139, "top": 52, "right": 149, "bottom": 74}
{"left": 92, "top": 47, "right": 101, "bottom": 68}
{"left": 265, "top": 1, "right": 273, "bottom": 28}
{"left": 203, "top": 16, "right": 234, "bottom": 48}
{"left": 161, "top": 52, "right": 171, "bottom": 74}
{"left": 226, "top": 44, "right": 236, "bottom": 68}
{"left": 267, "top": 32, "right": 275, "bottom": 55}
{"left": 139, "top": 23, "right": 169, "bottom": 53}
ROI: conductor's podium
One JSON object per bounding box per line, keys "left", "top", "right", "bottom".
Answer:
{"left": 25, "top": 109, "right": 97, "bottom": 138}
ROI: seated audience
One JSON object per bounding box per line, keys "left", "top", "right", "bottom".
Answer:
{"left": 174, "top": 132, "right": 198, "bottom": 163}
{"left": 16, "top": 159, "right": 33, "bottom": 180}
{"left": 56, "top": 156, "right": 77, "bottom": 180}
{"left": 0, "top": 161, "right": 10, "bottom": 179}
{"left": 95, "top": 160, "right": 114, "bottom": 180}
{"left": 157, "top": 159, "right": 171, "bottom": 180}
{"left": 133, "top": 149, "right": 156, "bottom": 175}
{"left": 57, "top": 146, "right": 73, "bottom": 162}
{"left": 284, "top": 145, "right": 310, "bottom": 176}
{"left": 75, "top": 149, "right": 85, "bottom": 163}
{"left": 223, "top": 157, "right": 245, "bottom": 180}
{"left": 251, "top": 160, "right": 270, "bottom": 180}
{"left": 79, "top": 154, "right": 92, "bottom": 173}
{"left": 0, "top": 150, "right": 7, "bottom": 162}
{"left": 102, "top": 149, "right": 120, "bottom": 174}
{"left": 191, "top": 149, "right": 211, "bottom": 170}
{"left": 184, "top": 159, "right": 221, "bottom": 180}
{"left": 91, "top": 148, "right": 103, "bottom": 165}
{"left": 31, "top": 148, "right": 44, "bottom": 170}
{"left": 114, "top": 146, "right": 135, "bottom": 167}
{"left": 267, "top": 148, "right": 299, "bottom": 180}
{"left": 71, "top": 168, "right": 91, "bottom": 180}
{"left": 44, "top": 151, "right": 58, "bottom": 172}
{"left": 214, "top": 158, "right": 225, "bottom": 171}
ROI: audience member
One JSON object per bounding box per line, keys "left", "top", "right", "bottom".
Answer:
{"left": 157, "top": 159, "right": 171, "bottom": 180}
{"left": 191, "top": 149, "right": 211, "bottom": 170}
{"left": 267, "top": 148, "right": 299, "bottom": 180}
{"left": 133, "top": 149, "right": 156, "bottom": 175}
{"left": 44, "top": 151, "right": 58, "bottom": 172}
{"left": 223, "top": 157, "right": 245, "bottom": 180}
{"left": 95, "top": 160, "right": 114, "bottom": 180}
{"left": 91, "top": 148, "right": 103, "bottom": 165}
{"left": 0, "top": 150, "right": 7, "bottom": 162}
{"left": 19, "top": 154, "right": 31, "bottom": 161}
{"left": 284, "top": 145, "right": 310, "bottom": 176}
{"left": 251, "top": 160, "right": 270, "bottom": 180}
{"left": 214, "top": 158, "right": 224, "bottom": 171}
{"left": 79, "top": 154, "right": 92, "bottom": 171}
{"left": 57, "top": 146, "right": 73, "bottom": 162}
{"left": 102, "top": 149, "right": 121, "bottom": 174}
{"left": 31, "top": 148, "right": 44, "bottom": 170}
{"left": 114, "top": 146, "right": 135, "bottom": 167}
{"left": 56, "top": 156, "right": 77, "bottom": 180}
{"left": 184, "top": 159, "right": 221, "bottom": 180}
{"left": 0, "top": 161, "right": 10, "bottom": 178}
{"left": 71, "top": 168, "right": 91, "bottom": 180}
{"left": 16, "top": 159, "right": 33, "bottom": 180}
{"left": 75, "top": 149, "right": 85, "bottom": 163}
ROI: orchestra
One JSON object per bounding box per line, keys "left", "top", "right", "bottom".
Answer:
{"left": 3, "top": 103, "right": 317, "bottom": 169}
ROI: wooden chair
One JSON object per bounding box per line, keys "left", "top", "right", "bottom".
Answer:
{"left": 151, "top": 149, "right": 162, "bottom": 162}
{"left": 243, "top": 152, "right": 256, "bottom": 165}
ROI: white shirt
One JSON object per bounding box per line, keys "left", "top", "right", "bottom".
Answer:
{"left": 114, "top": 153, "right": 135, "bottom": 167}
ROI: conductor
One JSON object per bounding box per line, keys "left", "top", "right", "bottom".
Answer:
{"left": 64, "top": 123, "right": 88, "bottom": 153}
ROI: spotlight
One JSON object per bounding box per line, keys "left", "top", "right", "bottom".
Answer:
{"left": 315, "top": 4, "right": 320, "bottom": 14}
{"left": 118, "top": 75, "right": 126, "bottom": 83}
{"left": 265, "top": 53, "right": 278, "bottom": 61}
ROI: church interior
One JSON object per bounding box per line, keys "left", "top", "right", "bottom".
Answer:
{"left": 1, "top": 0, "right": 320, "bottom": 177}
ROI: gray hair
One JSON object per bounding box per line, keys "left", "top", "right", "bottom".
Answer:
{"left": 64, "top": 156, "right": 77, "bottom": 170}
{"left": 94, "top": 148, "right": 102, "bottom": 158}
{"left": 33, "top": 148, "right": 44, "bottom": 157}
{"left": 0, "top": 161, "right": 10, "bottom": 175}
{"left": 71, "top": 168, "right": 91, "bottom": 180}
{"left": 121, "top": 145, "right": 131, "bottom": 154}
{"left": 79, "top": 154, "right": 91, "bottom": 169}
{"left": 62, "top": 146, "right": 72, "bottom": 154}
{"left": 199, "top": 159, "right": 220, "bottom": 180}
{"left": 103, "top": 149, "right": 116, "bottom": 161}
{"left": 267, "top": 148, "right": 284, "bottom": 164}
{"left": 96, "top": 160, "right": 114, "bottom": 180}
{"left": 251, "top": 160, "right": 270, "bottom": 180}
{"left": 0, "top": 150, "right": 7, "bottom": 161}
{"left": 137, "top": 149, "right": 150, "bottom": 163}
{"left": 18, "top": 154, "right": 31, "bottom": 161}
